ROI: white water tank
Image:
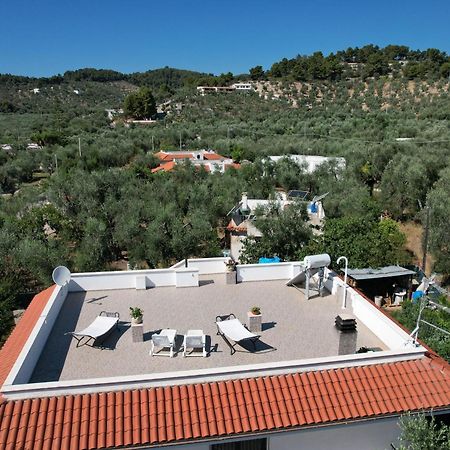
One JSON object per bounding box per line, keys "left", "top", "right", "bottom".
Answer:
{"left": 303, "top": 253, "right": 331, "bottom": 269}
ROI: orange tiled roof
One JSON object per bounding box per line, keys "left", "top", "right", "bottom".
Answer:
{"left": 0, "top": 357, "right": 449, "bottom": 449}
{"left": 0, "top": 286, "right": 55, "bottom": 387}
{"left": 155, "top": 152, "right": 195, "bottom": 162}
{"left": 226, "top": 219, "right": 247, "bottom": 232}
{"left": 203, "top": 152, "right": 224, "bottom": 161}
{"left": 151, "top": 161, "right": 176, "bottom": 173}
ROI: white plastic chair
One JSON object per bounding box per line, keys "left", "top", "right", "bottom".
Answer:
{"left": 183, "top": 329, "right": 206, "bottom": 357}
{"left": 150, "top": 329, "right": 177, "bottom": 357}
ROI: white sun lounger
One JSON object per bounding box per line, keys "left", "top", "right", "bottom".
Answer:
{"left": 66, "top": 311, "right": 120, "bottom": 348}
{"left": 216, "top": 314, "right": 260, "bottom": 355}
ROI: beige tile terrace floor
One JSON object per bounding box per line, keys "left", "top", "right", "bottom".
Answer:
{"left": 31, "top": 275, "right": 386, "bottom": 383}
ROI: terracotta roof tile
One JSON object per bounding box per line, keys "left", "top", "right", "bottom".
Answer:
{"left": 203, "top": 152, "right": 224, "bottom": 161}
{"left": 0, "top": 356, "right": 449, "bottom": 450}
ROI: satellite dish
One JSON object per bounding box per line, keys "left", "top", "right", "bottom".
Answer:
{"left": 52, "top": 266, "right": 71, "bottom": 286}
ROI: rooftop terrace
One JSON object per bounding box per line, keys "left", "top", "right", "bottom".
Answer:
{"left": 1, "top": 258, "right": 425, "bottom": 399}
{"left": 31, "top": 275, "right": 386, "bottom": 383}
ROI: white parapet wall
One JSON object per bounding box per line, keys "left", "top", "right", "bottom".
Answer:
{"left": 324, "top": 268, "right": 414, "bottom": 349}
{"left": 237, "top": 261, "right": 303, "bottom": 282}
{"left": 171, "top": 257, "right": 229, "bottom": 274}
{"left": 186, "top": 257, "right": 228, "bottom": 274}
{"left": 69, "top": 267, "right": 199, "bottom": 291}
{"left": 4, "top": 284, "right": 69, "bottom": 385}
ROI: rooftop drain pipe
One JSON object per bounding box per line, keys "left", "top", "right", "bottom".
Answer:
{"left": 337, "top": 256, "right": 348, "bottom": 309}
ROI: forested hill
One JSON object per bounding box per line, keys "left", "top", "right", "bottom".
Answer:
{"left": 0, "top": 67, "right": 210, "bottom": 113}
{"left": 263, "top": 44, "right": 450, "bottom": 81}
{"left": 1, "top": 44, "right": 449, "bottom": 114}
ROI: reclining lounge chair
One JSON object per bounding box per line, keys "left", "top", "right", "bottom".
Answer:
{"left": 216, "top": 313, "right": 260, "bottom": 355}
{"left": 66, "top": 311, "right": 120, "bottom": 348}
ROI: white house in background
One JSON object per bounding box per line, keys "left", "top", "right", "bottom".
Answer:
{"left": 105, "top": 108, "right": 124, "bottom": 120}
{"left": 1, "top": 144, "right": 13, "bottom": 152}
{"left": 151, "top": 149, "right": 240, "bottom": 174}
{"left": 26, "top": 143, "right": 42, "bottom": 151}
{"left": 231, "top": 82, "right": 253, "bottom": 91}
{"left": 0, "top": 257, "right": 448, "bottom": 450}
{"left": 197, "top": 83, "right": 253, "bottom": 96}
{"left": 226, "top": 192, "right": 326, "bottom": 260}
{"left": 267, "top": 155, "right": 346, "bottom": 174}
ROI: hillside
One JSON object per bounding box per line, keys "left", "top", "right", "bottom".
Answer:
{"left": 0, "top": 67, "right": 209, "bottom": 113}
{"left": 0, "top": 44, "right": 449, "bottom": 352}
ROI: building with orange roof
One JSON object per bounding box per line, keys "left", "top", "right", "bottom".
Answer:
{"left": 152, "top": 150, "right": 239, "bottom": 174}
{"left": 0, "top": 257, "right": 449, "bottom": 450}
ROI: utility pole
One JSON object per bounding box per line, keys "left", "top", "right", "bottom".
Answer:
{"left": 54, "top": 154, "right": 58, "bottom": 172}
{"left": 179, "top": 132, "right": 182, "bottom": 151}
{"left": 78, "top": 137, "right": 82, "bottom": 157}
{"left": 151, "top": 135, "right": 155, "bottom": 152}
{"left": 422, "top": 204, "right": 431, "bottom": 275}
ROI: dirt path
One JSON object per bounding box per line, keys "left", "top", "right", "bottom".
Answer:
{"left": 399, "top": 221, "right": 434, "bottom": 275}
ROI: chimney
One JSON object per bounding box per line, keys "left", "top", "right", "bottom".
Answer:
{"left": 241, "top": 192, "right": 249, "bottom": 212}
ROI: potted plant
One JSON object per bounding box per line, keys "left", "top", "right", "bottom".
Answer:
{"left": 225, "top": 258, "right": 236, "bottom": 272}
{"left": 224, "top": 258, "right": 237, "bottom": 284}
{"left": 129, "top": 307, "right": 143, "bottom": 325}
{"left": 247, "top": 306, "right": 262, "bottom": 332}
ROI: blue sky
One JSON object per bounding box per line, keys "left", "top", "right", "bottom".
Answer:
{"left": 1, "top": 0, "right": 449, "bottom": 77}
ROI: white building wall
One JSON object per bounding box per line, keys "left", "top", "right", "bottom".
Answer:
{"left": 141, "top": 417, "right": 401, "bottom": 449}
{"left": 147, "top": 444, "right": 209, "bottom": 450}
{"left": 230, "top": 235, "right": 245, "bottom": 261}
{"left": 269, "top": 417, "right": 401, "bottom": 450}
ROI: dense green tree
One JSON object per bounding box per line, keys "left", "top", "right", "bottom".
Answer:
{"left": 240, "top": 202, "right": 311, "bottom": 263}
{"left": 124, "top": 87, "right": 157, "bottom": 119}
{"left": 392, "top": 299, "right": 450, "bottom": 361}
{"left": 309, "top": 217, "right": 408, "bottom": 269}
{"left": 380, "top": 155, "right": 429, "bottom": 219}
{"left": 31, "top": 129, "right": 66, "bottom": 146}
{"left": 397, "top": 414, "right": 450, "bottom": 450}
{"left": 427, "top": 168, "right": 450, "bottom": 276}
{"left": 249, "top": 66, "right": 265, "bottom": 80}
